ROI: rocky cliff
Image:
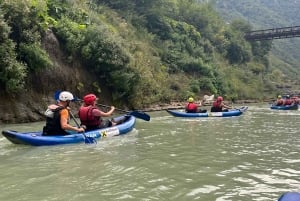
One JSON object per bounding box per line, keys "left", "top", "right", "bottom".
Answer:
{"left": 0, "top": 30, "right": 112, "bottom": 124}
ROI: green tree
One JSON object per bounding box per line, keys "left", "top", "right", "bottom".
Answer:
{"left": 2, "top": 0, "right": 52, "bottom": 71}
{"left": 0, "top": 17, "right": 27, "bottom": 94}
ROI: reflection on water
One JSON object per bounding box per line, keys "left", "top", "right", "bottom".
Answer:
{"left": 0, "top": 105, "right": 300, "bottom": 201}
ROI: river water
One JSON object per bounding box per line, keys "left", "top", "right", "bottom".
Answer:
{"left": 0, "top": 104, "right": 299, "bottom": 201}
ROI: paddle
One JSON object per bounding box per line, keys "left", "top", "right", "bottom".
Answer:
{"left": 54, "top": 91, "right": 150, "bottom": 121}
{"left": 232, "top": 106, "right": 248, "bottom": 112}
{"left": 54, "top": 90, "right": 60, "bottom": 102}
{"left": 69, "top": 111, "right": 97, "bottom": 144}
{"left": 93, "top": 103, "right": 150, "bottom": 121}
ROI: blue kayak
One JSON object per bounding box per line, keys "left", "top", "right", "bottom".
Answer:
{"left": 166, "top": 106, "right": 248, "bottom": 118}
{"left": 2, "top": 115, "right": 135, "bottom": 146}
{"left": 278, "top": 192, "right": 300, "bottom": 201}
{"left": 270, "top": 104, "right": 298, "bottom": 110}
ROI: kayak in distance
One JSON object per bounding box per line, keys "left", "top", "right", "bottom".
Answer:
{"left": 270, "top": 104, "right": 298, "bottom": 110}
{"left": 166, "top": 106, "right": 248, "bottom": 118}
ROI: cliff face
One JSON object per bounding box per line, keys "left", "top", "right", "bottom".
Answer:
{"left": 0, "top": 30, "right": 111, "bottom": 124}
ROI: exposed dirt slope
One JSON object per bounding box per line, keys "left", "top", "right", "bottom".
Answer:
{"left": 0, "top": 30, "right": 111, "bottom": 124}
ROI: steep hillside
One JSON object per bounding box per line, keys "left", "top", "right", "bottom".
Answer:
{"left": 0, "top": 30, "right": 112, "bottom": 124}
{"left": 0, "top": 0, "right": 285, "bottom": 123}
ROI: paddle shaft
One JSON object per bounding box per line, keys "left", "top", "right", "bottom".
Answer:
{"left": 65, "top": 97, "right": 149, "bottom": 121}
{"left": 54, "top": 90, "right": 150, "bottom": 121}
{"left": 69, "top": 111, "right": 96, "bottom": 144}
{"left": 95, "top": 103, "right": 150, "bottom": 121}
{"left": 69, "top": 111, "right": 81, "bottom": 128}
{"left": 55, "top": 90, "right": 149, "bottom": 117}
{"left": 96, "top": 103, "right": 130, "bottom": 113}
{"left": 76, "top": 98, "right": 135, "bottom": 113}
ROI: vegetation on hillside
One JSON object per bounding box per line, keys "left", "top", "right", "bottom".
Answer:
{"left": 0, "top": 0, "right": 277, "bottom": 108}
{"left": 213, "top": 0, "right": 300, "bottom": 93}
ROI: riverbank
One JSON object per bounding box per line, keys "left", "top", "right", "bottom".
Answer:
{"left": 0, "top": 97, "right": 265, "bottom": 124}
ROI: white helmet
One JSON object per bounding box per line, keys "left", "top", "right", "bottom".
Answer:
{"left": 59, "top": 91, "right": 74, "bottom": 101}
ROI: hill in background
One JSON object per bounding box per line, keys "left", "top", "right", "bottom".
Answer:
{"left": 0, "top": 0, "right": 296, "bottom": 123}
{"left": 213, "top": 0, "right": 300, "bottom": 94}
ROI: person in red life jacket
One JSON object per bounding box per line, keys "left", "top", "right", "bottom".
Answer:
{"left": 185, "top": 97, "right": 198, "bottom": 113}
{"left": 292, "top": 96, "right": 300, "bottom": 104}
{"left": 185, "top": 97, "right": 207, "bottom": 113}
{"left": 283, "top": 95, "right": 293, "bottom": 106}
{"left": 78, "top": 93, "right": 117, "bottom": 131}
{"left": 275, "top": 95, "right": 284, "bottom": 106}
{"left": 43, "top": 91, "right": 85, "bottom": 136}
{"left": 210, "top": 96, "right": 232, "bottom": 112}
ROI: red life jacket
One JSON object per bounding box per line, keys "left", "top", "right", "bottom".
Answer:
{"left": 78, "top": 106, "right": 101, "bottom": 128}
{"left": 186, "top": 103, "right": 198, "bottom": 113}
{"left": 284, "top": 99, "right": 293, "bottom": 105}
{"left": 213, "top": 101, "right": 222, "bottom": 108}
{"left": 211, "top": 101, "right": 222, "bottom": 112}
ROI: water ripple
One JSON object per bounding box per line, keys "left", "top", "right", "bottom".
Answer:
{"left": 0, "top": 106, "right": 300, "bottom": 200}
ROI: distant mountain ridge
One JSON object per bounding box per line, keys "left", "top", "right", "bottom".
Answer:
{"left": 213, "top": 0, "right": 300, "bottom": 29}
{"left": 212, "top": 0, "right": 300, "bottom": 91}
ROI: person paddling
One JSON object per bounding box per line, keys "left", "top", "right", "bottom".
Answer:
{"left": 210, "top": 96, "right": 232, "bottom": 112}
{"left": 275, "top": 95, "right": 284, "bottom": 106}
{"left": 185, "top": 97, "right": 207, "bottom": 113}
{"left": 283, "top": 95, "right": 293, "bottom": 106}
{"left": 78, "top": 93, "right": 119, "bottom": 131}
{"left": 43, "top": 91, "right": 85, "bottom": 136}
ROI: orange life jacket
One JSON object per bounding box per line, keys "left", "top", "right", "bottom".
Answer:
{"left": 43, "top": 105, "right": 69, "bottom": 135}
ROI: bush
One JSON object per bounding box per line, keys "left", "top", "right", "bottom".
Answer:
{"left": 0, "top": 17, "right": 27, "bottom": 94}
{"left": 19, "top": 43, "right": 52, "bottom": 71}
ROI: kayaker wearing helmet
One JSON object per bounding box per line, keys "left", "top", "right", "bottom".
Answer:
{"left": 210, "top": 96, "right": 232, "bottom": 112}
{"left": 185, "top": 97, "right": 207, "bottom": 113}
{"left": 78, "top": 93, "right": 116, "bottom": 131}
{"left": 43, "top": 91, "right": 85, "bottom": 136}
{"left": 275, "top": 95, "right": 284, "bottom": 106}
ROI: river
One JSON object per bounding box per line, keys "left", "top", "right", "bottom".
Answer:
{"left": 0, "top": 104, "right": 299, "bottom": 201}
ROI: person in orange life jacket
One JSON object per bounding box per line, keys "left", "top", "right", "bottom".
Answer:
{"left": 210, "top": 96, "right": 232, "bottom": 112}
{"left": 275, "top": 95, "right": 284, "bottom": 106}
{"left": 283, "top": 95, "right": 293, "bottom": 106}
{"left": 78, "top": 94, "right": 117, "bottom": 131}
{"left": 185, "top": 97, "right": 207, "bottom": 113}
{"left": 43, "top": 91, "right": 85, "bottom": 136}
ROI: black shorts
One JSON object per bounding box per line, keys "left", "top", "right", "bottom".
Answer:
{"left": 100, "top": 119, "right": 113, "bottom": 128}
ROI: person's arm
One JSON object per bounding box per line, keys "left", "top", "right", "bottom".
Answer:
{"left": 95, "top": 106, "right": 115, "bottom": 117}
{"left": 60, "top": 109, "right": 84, "bottom": 132}
{"left": 198, "top": 101, "right": 202, "bottom": 107}
{"left": 221, "top": 102, "right": 232, "bottom": 109}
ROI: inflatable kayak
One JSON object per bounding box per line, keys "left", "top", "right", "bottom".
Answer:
{"left": 270, "top": 104, "right": 298, "bottom": 110}
{"left": 278, "top": 192, "right": 300, "bottom": 201}
{"left": 166, "top": 106, "right": 248, "bottom": 118}
{"left": 2, "top": 115, "right": 135, "bottom": 146}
